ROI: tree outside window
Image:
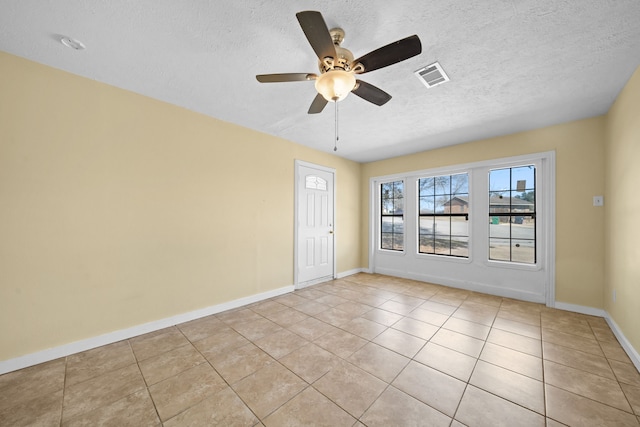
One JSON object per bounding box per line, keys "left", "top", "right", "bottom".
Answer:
{"left": 381, "top": 181, "right": 404, "bottom": 251}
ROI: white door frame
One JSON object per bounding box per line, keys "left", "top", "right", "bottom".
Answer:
{"left": 294, "top": 160, "right": 337, "bottom": 289}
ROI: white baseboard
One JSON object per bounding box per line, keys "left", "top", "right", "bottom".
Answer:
{"left": 296, "top": 269, "right": 364, "bottom": 289}
{"left": 554, "top": 302, "right": 607, "bottom": 317}
{"left": 0, "top": 285, "right": 294, "bottom": 375}
{"left": 604, "top": 313, "right": 640, "bottom": 373}
{"left": 296, "top": 276, "right": 334, "bottom": 289}
{"left": 374, "top": 267, "right": 545, "bottom": 304}
{"left": 545, "top": 303, "right": 640, "bottom": 372}
{"left": 336, "top": 268, "right": 364, "bottom": 279}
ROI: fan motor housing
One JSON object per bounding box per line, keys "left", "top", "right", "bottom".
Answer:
{"left": 318, "top": 28, "right": 355, "bottom": 73}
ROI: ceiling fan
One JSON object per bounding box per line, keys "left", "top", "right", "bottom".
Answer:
{"left": 256, "top": 11, "right": 422, "bottom": 114}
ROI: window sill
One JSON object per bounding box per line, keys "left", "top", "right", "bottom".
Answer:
{"left": 485, "top": 259, "right": 541, "bottom": 271}
{"left": 377, "top": 249, "right": 406, "bottom": 257}
{"left": 415, "top": 253, "right": 472, "bottom": 264}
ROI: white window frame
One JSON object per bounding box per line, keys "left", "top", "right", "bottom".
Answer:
{"left": 416, "top": 171, "right": 471, "bottom": 259}
{"left": 485, "top": 159, "right": 544, "bottom": 272}
{"left": 368, "top": 151, "right": 556, "bottom": 306}
{"left": 377, "top": 178, "right": 406, "bottom": 254}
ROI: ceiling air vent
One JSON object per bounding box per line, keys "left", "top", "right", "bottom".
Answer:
{"left": 415, "top": 62, "right": 449, "bottom": 88}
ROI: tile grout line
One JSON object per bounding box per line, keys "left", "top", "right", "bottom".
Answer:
{"left": 262, "top": 284, "right": 416, "bottom": 423}
{"left": 376, "top": 296, "right": 458, "bottom": 424}
{"left": 593, "top": 321, "right": 637, "bottom": 416}
{"left": 179, "top": 324, "right": 266, "bottom": 425}
{"left": 538, "top": 308, "right": 547, "bottom": 420}
{"left": 452, "top": 298, "right": 551, "bottom": 423}
{"left": 58, "top": 356, "right": 68, "bottom": 427}
{"left": 240, "top": 287, "right": 600, "bottom": 423}
{"left": 340, "top": 288, "right": 490, "bottom": 424}
{"left": 128, "top": 338, "right": 163, "bottom": 425}
{"left": 449, "top": 293, "right": 489, "bottom": 425}
{"left": 186, "top": 306, "right": 332, "bottom": 425}
{"left": 541, "top": 308, "right": 639, "bottom": 420}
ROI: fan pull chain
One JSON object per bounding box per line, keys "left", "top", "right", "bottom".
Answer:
{"left": 334, "top": 99, "right": 339, "bottom": 151}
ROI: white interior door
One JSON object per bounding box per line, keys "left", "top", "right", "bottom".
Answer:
{"left": 295, "top": 161, "right": 335, "bottom": 288}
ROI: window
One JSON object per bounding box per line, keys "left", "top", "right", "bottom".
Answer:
{"left": 305, "top": 175, "right": 327, "bottom": 190}
{"left": 489, "top": 165, "right": 536, "bottom": 263}
{"left": 371, "top": 152, "right": 552, "bottom": 303}
{"left": 418, "top": 173, "right": 469, "bottom": 257}
{"left": 380, "top": 181, "right": 404, "bottom": 251}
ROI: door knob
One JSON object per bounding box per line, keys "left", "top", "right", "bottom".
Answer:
{"left": 329, "top": 230, "right": 333, "bottom": 234}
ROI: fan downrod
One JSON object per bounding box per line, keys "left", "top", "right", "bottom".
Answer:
{"left": 329, "top": 28, "right": 345, "bottom": 46}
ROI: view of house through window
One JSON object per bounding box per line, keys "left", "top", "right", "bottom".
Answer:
{"left": 418, "top": 173, "right": 469, "bottom": 257}
{"left": 489, "top": 165, "right": 536, "bottom": 263}
{"left": 380, "top": 181, "right": 404, "bottom": 251}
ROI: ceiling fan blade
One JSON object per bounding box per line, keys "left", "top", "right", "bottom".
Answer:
{"left": 256, "top": 73, "right": 316, "bottom": 83}
{"left": 308, "top": 93, "right": 328, "bottom": 114}
{"left": 296, "top": 11, "right": 337, "bottom": 61}
{"left": 353, "top": 35, "right": 422, "bottom": 73}
{"left": 352, "top": 80, "right": 392, "bottom": 106}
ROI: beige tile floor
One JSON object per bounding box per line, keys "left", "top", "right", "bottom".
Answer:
{"left": 2, "top": 273, "right": 640, "bottom": 426}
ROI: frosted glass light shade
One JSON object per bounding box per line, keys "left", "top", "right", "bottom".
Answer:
{"left": 314, "top": 70, "right": 356, "bottom": 102}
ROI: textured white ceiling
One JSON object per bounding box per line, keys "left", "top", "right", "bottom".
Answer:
{"left": 1, "top": 1, "right": 639, "bottom": 162}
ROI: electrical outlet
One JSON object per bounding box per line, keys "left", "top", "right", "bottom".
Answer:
{"left": 593, "top": 196, "right": 604, "bottom": 206}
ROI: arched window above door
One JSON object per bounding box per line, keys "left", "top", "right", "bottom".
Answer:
{"left": 306, "top": 175, "right": 327, "bottom": 191}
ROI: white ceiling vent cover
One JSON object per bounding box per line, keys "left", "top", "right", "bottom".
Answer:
{"left": 415, "top": 62, "right": 449, "bottom": 88}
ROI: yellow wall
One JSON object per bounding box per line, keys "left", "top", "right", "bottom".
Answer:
{"left": 0, "top": 51, "right": 361, "bottom": 361}
{"left": 604, "top": 67, "right": 640, "bottom": 352}
{"left": 361, "top": 116, "right": 606, "bottom": 308}
{"left": 2, "top": 47, "right": 635, "bottom": 364}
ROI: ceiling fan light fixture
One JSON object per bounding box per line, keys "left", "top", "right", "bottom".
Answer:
{"left": 256, "top": 11, "right": 422, "bottom": 114}
{"left": 315, "top": 70, "right": 356, "bottom": 102}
